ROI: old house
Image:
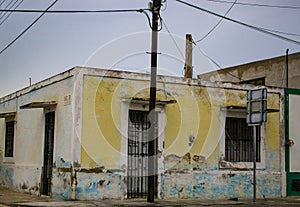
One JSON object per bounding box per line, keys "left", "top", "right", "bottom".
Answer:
{"left": 0, "top": 67, "right": 284, "bottom": 200}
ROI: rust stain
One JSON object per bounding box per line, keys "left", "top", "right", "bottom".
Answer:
{"left": 182, "top": 152, "right": 191, "bottom": 163}
{"left": 192, "top": 155, "right": 206, "bottom": 163}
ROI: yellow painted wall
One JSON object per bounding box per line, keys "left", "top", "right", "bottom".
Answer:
{"left": 81, "top": 76, "right": 121, "bottom": 168}
{"left": 81, "top": 75, "right": 280, "bottom": 170}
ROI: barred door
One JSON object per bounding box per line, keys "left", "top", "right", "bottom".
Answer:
{"left": 127, "top": 110, "right": 154, "bottom": 198}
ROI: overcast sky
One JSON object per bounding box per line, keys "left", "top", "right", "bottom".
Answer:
{"left": 1, "top": 0, "right": 300, "bottom": 97}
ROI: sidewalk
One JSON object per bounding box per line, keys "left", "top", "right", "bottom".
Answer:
{"left": 1, "top": 188, "right": 300, "bottom": 206}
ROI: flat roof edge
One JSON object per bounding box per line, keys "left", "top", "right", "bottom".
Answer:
{"left": 0, "top": 67, "right": 284, "bottom": 104}
{"left": 0, "top": 67, "right": 79, "bottom": 103}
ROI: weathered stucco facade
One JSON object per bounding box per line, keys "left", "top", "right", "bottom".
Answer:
{"left": 198, "top": 52, "right": 300, "bottom": 89}
{"left": 0, "top": 67, "right": 284, "bottom": 200}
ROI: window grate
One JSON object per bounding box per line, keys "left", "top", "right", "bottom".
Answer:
{"left": 5, "top": 121, "right": 14, "bottom": 157}
{"left": 225, "top": 117, "right": 261, "bottom": 162}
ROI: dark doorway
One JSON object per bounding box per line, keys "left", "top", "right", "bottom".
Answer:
{"left": 41, "top": 111, "right": 55, "bottom": 196}
{"left": 127, "top": 110, "right": 157, "bottom": 198}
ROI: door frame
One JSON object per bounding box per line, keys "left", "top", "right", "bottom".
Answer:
{"left": 121, "top": 101, "right": 165, "bottom": 199}
{"left": 41, "top": 109, "right": 56, "bottom": 196}
{"left": 127, "top": 110, "right": 154, "bottom": 198}
{"left": 285, "top": 88, "right": 300, "bottom": 196}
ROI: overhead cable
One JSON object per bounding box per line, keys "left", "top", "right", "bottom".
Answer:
{"left": 0, "top": 0, "right": 14, "bottom": 18}
{"left": 0, "top": 6, "right": 150, "bottom": 55}
{"left": 161, "top": 18, "right": 184, "bottom": 59}
{"left": 195, "top": 0, "right": 237, "bottom": 43}
{"left": 204, "top": 0, "right": 300, "bottom": 9}
{"left": 257, "top": 27, "right": 300, "bottom": 38}
{"left": 176, "top": 0, "right": 300, "bottom": 46}
{"left": 0, "top": 0, "right": 58, "bottom": 55}
{"left": 0, "top": 8, "right": 150, "bottom": 13}
{"left": 0, "top": 0, "right": 24, "bottom": 26}
{"left": 2, "top": 7, "right": 298, "bottom": 38}
{"left": 0, "top": 0, "right": 6, "bottom": 7}
{"left": 193, "top": 41, "right": 243, "bottom": 81}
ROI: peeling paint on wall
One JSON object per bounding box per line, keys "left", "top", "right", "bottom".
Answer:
{"left": 0, "top": 165, "right": 42, "bottom": 196}
{"left": 0, "top": 68, "right": 284, "bottom": 201}
{"left": 162, "top": 172, "right": 281, "bottom": 199}
{"left": 0, "top": 167, "right": 13, "bottom": 188}
{"left": 52, "top": 169, "right": 72, "bottom": 200}
{"left": 75, "top": 172, "right": 124, "bottom": 200}
{"left": 55, "top": 156, "right": 72, "bottom": 168}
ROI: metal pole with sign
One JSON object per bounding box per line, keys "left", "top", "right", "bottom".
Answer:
{"left": 247, "top": 88, "right": 267, "bottom": 202}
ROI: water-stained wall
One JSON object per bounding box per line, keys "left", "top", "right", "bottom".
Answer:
{"left": 0, "top": 68, "right": 283, "bottom": 200}
{"left": 80, "top": 71, "right": 282, "bottom": 200}
{"left": 0, "top": 73, "right": 76, "bottom": 197}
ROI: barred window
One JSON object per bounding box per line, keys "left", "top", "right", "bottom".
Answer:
{"left": 225, "top": 117, "right": 261, "bottom": 162}
{"left": 5, "top": 120, "right": 15, "bottom": 157}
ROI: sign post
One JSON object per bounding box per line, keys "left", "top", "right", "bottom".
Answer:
{"left": 247, "top": 88, "right": 267, "bottom": 202}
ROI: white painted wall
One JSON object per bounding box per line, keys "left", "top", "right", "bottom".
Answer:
{"left": 0, "top": 75, "right": 77, "bottom": 194}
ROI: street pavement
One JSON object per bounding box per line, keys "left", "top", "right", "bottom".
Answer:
{"left": 1, "top": 188, "right": 300, "bottom": 206}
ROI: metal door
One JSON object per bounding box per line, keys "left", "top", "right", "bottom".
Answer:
{"left": 127, "top": 110, "right": 157, "bottom": 198}
{"left": 286, "top": 89, "right": 300, "bottom": 196}
{"left": 41, "top": 111, "right": 55, "bottom": 196}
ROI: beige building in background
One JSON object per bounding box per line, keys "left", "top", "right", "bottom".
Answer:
{"left": 198, "top": 52, "right": 300, "bottom": 89}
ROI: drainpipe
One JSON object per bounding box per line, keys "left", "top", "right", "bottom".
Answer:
{"left": 286, "top": 49, "right": 289, "bottom": 88}
{"left": 184, "top": 34, "right": 193, "bottom": 78}
{"left": 70, "top": 168, "right": 77, "bottom": 200}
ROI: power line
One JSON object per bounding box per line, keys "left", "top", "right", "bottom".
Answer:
{"left": 0, "top": 6, "right": 150, "bottom": 55}
{"left": 0, "top": 0, "right": 6, "bottom": 8}
{"left": 161, "top": 18, "right": 188, "bottom": 77}
{"left": 198, "top": 0, "right": 300, "bottom": 41}
{"left": 161, "top": 18, "right": 184, "bottom": 59}
{"left": 176, "top": 0, "right": 300, "bottom": 46}
{"left": 257, "top": 27, "right": 300, "bottom": 38}
{"left": 193, "top": 42, "right": 243, "bottom": 81}
{"left": 203, "top": 0, "right": 300, "bottom": 9}
{"left": 0, "top": 8, "right": 150, "bottom": 13}
{"left": 0, "top": 0, "right": 14, "bottom": 18}
{"left": 0, "top": 0, "right": 23, "bottom": 26}
{"left": 195, "top": 0, "right": 237, "bottom": 43}
{"left": 0, "top": 0, "right": 58, "bottom": 55}
{"left": 3, "top": 6, "right": 299, "bottom": 38}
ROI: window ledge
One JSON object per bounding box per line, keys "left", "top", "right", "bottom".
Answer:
{"left": 2, "top": 157, "right": 14, "bottom": 164}
{"left": 219, "top": 159, "right": 265, "bottom": 170}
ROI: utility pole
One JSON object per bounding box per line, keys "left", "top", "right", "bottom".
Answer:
{"left": 148, "top": 0, "right": 161, "bottom": 203}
